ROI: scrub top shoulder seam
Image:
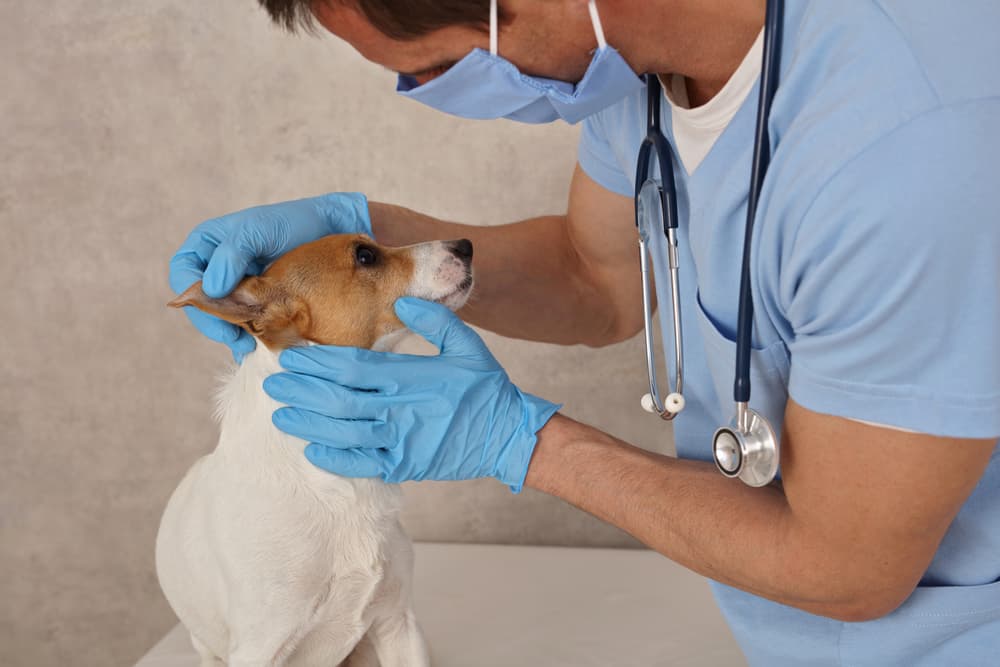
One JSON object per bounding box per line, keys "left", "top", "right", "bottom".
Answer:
{"left": 868, "top": 0, "right": 944, "bottom": 105}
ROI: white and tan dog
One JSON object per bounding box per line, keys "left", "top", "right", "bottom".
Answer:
{"left": 157, "top": 234, "right": 474, "bottom": 666}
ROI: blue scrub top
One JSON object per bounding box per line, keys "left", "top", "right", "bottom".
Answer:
{"left": 579, "top": 1, "right": 1000, "bottom": 664}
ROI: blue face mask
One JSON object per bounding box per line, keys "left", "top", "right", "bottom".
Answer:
{"left": 396, "top": 0, "right": 644, "bottom": 124}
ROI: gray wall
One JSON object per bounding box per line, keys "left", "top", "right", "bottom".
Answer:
{"left": 0, "top": 2, "right": 673, "bottom": 665}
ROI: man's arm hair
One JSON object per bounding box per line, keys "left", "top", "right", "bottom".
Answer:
{"left": 368, "top": 165, "right": 644, "bottom": 347}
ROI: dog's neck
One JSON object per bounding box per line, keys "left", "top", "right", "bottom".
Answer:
{"left": 214, "top": 345, "right": 307, "bottom": 465}
{"left": 213, "top": 343, "right": 390, "bottom": 500}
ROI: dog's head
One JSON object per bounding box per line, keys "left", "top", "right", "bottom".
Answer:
{"left": 169, "top": 234, "right": 474, "bottom": 351}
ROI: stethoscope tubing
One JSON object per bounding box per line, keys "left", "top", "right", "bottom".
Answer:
{"left": 637, "top": 0, "right": 785, "bottom": 485}
{"left": 734, "top": 0, "right": 784, "bottom": 405}
{"left": 636, "top": 75, "right": 685, "bottom": 419}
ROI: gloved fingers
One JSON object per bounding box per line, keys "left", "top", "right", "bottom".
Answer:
{"left": 312, "top": 191, "right": 373, "bottom": 236}
{"left": 263, "top": 372, "right": 393, "bottom": 418}
{"left": 395, "top": 298, "right": 489, "bottom": 360}
{"left": 201, "top": 215, "right": 288, "bottom": 297}
{"left": 272, "top": 408, "right": 395, "bottom": 449}
{"left": 182, "top": 306, "right": 238, "bottom": 343}
{"left": 245, "top": 260, "right": 266, "bottom": 277}
{"left": 228, "top": 329, "right": 257, "bottom": 361}
{"left": 229, "top": 343, "right": 248, "bottom": 364}
{"left": 278, "top": 346, "right": 407, "bottom": 393}
{"left": 304, "top": 443, "right": 386, "bottom": 479}
{"left": 170, "top": 228, "right": 259, "bottom": 361}
{"left": 169, "top": 244, "right": 213, "bottom": 295}
{"left": 201, "top": 238, "right": 255, "bottom": 299}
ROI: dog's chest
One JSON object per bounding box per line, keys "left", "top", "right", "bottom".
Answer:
{"left": 208, "top": 347, "right": 402, "bottom": 547}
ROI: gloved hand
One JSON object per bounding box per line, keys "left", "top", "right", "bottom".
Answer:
{"left": 169, "top": 193, "right": 371, "bottom": 361}
{"left": 262, "top": 298, "right": 561, "bottom": 493}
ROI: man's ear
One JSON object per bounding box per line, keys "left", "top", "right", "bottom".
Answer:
{"left": 168, "top": 277, "right": 310, "bottom": 348}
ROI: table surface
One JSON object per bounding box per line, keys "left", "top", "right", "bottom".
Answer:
{"left": 137, "top": 542, "right": 747, "bottom": 666}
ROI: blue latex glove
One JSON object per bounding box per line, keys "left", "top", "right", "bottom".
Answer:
{"left": 262, "top": 298, "right": 561, "bottom": 493}
{"left": 169, "top": 193, "right": 371, "bottom": 361}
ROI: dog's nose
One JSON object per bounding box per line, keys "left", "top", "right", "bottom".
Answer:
{"left": 449, "top": 239, "right": 473, "bottom": 262}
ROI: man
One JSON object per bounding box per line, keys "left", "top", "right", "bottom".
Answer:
{"left": 169, "top": 1, "right": 1000, "bottom": 664}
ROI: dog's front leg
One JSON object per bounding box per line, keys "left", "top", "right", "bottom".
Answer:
{"left": 368, "top": 608, "right": 431, "bottom": 667}
{"left": 190, "top": 632, "right": 225, "bottom": 667}
{"left": 228, "top": 623, "right": 367, "bottom": 667}
{"left": 340, "top": 631, "right": 380, "bottom": 667}
{"left": 226, "top": 574, "right": 376, "bottom": 667}
{"left": 228, "top": 617, "right": 367, "bottom": 667}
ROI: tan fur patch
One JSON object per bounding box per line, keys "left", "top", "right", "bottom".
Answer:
{"left": 170, "top": 235, "right": 421, "bottom": 351}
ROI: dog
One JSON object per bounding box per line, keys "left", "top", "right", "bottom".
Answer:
{"left": 157, "top": 234, "right": 474, "bottom": 666}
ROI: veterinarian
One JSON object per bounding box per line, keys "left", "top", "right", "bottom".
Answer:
{"left": 169, "top": 1, "right": 1000, "bottom": 663}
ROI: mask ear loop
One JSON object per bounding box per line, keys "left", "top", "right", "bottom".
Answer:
{"left": 588, "top": 0, "right": 608, "bottom": 49}
{"left": 493, "top": 0, "right": 604, "bottom": 55}
{"left": 490, "top": 0, "right": 498, "bottom": 55}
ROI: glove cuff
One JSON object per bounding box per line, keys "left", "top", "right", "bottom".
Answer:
{"left": 315, "top": 192, "right": 373, "bottom": 238}
{"left": 498, "top": 391, "right": 562, "bottom": 494}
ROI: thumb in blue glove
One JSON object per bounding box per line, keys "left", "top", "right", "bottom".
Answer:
{"left": 263, "top": 298, "right": 561, "bottom": 493}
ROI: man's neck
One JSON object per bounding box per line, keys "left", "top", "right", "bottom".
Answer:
{"left": 606, "top": 0, "right": 765, "bottom": 107}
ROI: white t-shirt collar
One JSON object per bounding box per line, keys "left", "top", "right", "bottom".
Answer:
{"left": 657, "top": 29, "right": 765, "bottom": 174}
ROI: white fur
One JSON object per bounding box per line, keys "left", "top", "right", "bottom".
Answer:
{"left": 406, "top": 243, "right": 472, "bottom": 310}
{"left": 156, "top": 344, "right": 429, "bottom": 666}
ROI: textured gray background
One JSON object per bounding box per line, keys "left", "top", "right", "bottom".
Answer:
{"left": 1, "top": 2, "right": 675, "bottom": 665}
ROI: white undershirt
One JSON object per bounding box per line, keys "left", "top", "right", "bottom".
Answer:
{"left": 658, "top": 30, "right": 764, "bottom": 174}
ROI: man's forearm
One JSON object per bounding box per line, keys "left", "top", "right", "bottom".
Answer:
{"left": 369, "top": 202, "right": 623, "bottom": 345}
{"left": 524, "top": 413, "right": 881, "bottom": 621}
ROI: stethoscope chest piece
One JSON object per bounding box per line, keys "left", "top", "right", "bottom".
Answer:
{"left": 712, "top": 404, "right": 779, "bottom": 487}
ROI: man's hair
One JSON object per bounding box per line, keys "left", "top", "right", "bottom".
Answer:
{"left": 258, "top": 0, "right": 495, "bottom": 39}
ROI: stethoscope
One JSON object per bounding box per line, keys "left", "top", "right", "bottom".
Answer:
{"left": 636, "top": 0, "right": 784, "bottom": 487}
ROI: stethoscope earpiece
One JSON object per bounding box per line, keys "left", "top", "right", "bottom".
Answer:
{"left": 640, "top": 392, "right": 685, "bottom": 418}
{"left": 665, "top": 393, "right": 685, "bottom": 414}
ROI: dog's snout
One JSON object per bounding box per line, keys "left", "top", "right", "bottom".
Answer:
{"left": 406, "top": 239, "right": 474, "bottom": 310}
{"left": 449, "top": 239, "right": 473, "bottom": 263}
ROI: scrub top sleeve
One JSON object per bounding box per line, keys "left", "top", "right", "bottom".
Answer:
{"left": 578, "top": 114, "right": 634, "bottom": 197}
{"left": 781, "top": 101, "right": 1000, "bottom": 438}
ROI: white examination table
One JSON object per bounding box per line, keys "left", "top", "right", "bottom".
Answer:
{"left": 136, "top": 542, "right": 746, "bottom": 666}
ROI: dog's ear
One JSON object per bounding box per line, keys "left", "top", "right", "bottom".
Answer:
{"left": 168, "top": 277, "right": 311, "bottom": 349}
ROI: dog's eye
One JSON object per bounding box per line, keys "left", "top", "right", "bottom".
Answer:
{"left": 355, "top": 245, "right": 378, "bottom": 267}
